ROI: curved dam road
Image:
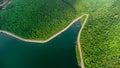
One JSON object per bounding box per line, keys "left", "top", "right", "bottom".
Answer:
{"left": 0, "top": 14, "right": 89, "bottom": 68}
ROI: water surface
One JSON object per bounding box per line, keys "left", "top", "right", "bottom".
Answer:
{"left": 0, "top": 20, "right": 81, "bottom": 68}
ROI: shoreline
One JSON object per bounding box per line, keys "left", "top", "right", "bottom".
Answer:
{"left": 0, "top": 0, "right": 10, "bottom": 10}
{"left": 77, "top": 14, "right": 89, "bottom": 68}
{"left": 0, "top": 14, "right": 89, "bottom": 68}
{"left": 0, "top": 14, "right": 88, "bottom": 43}
{"left": 0, "top": 0, "right": 9, "bottom": 7}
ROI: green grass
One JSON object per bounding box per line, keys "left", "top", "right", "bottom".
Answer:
{"left": 0, "top": 0, "right": 120, "bottom": 68}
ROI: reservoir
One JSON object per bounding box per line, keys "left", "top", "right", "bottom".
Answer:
{"left": 0, "top": 20, "right": 81, "bottom": 68}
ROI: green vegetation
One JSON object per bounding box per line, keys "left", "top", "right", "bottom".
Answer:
{"left": 79, "top": 0, "right": 120, "bottom": 68}
{"left": 0, "top": 0, "right": 119, "bottom": 68}
{"left": 0, "top": 0, "right": 78, "bottom": 40}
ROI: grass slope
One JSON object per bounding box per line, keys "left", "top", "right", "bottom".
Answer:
{"left": 0, "top": 0, "right": 120, "bottom": 68}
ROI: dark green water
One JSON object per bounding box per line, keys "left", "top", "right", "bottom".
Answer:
{"left": 0, "top": 20, "right": 81, "bottom": 68}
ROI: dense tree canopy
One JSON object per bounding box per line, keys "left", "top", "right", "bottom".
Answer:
{"left": 0, "top": 0, "right": 120, "bottom": 68}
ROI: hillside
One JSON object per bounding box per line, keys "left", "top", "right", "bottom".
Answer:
{"left": 79, "top": 0, "right": 120, "bottom": 68}
{"left": 0, "top": 0, "right": 120, "bottom": 68}
{"left": 0, "top": 0, "right": 79, "bottom": 40}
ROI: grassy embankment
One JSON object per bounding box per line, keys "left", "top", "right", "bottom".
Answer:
{"left": 0, "top": 0, "right": 120, "bottom": 68}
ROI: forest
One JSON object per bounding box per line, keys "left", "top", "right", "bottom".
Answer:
{"left": 0, "top": 0, "right": 120, "bottom": 68}
{"left": 0, "top": 0, "right": 78, "bottom": 40}
{"left": 79, "top": 0, "right": 120, "bottom": 68}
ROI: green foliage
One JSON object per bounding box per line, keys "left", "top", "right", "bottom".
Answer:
{"left": 0, "top": 0, "right": 77, "bottom": 39}
{"left": 80, "top": 0, "right": 120, "bottom": 68}
{"left": 0, "top": 0, "right": 120, "bottom": 68}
